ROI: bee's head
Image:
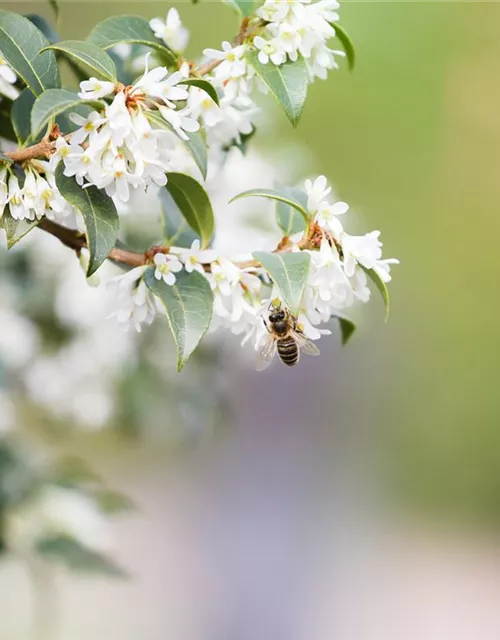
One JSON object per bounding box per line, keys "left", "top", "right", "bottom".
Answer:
{"left": 269, "top": 309, "right": 286, "bottom": 322}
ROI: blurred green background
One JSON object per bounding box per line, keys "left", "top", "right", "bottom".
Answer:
{"left": 3, "top": 0, "right": 500, "bottom": 523}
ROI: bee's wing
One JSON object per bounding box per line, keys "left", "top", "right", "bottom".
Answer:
{"left": 294, "top": 331, "right": 321, "bottom": 357}
{"left": 256, "top": 336, "right": 277, "bottom": 371}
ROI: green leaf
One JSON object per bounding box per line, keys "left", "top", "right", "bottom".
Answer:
{"left": 180, "top": 78, "right": 219, "bottom": 106}
{"left": 331, "top": 313, "right": 356, "bottom": 345}
{"left": 25, "top": 14, "right": 59, "bottom": 44}
{"left": 144, "top": 268, "right": 213, "bottom": 371}
{"left": 332, "top": 23, "right": 355, "bottom": 71}
{"left": 146, "top": 111, "right": 207, "bottom": 179}
{"left": 1, "top": 211, "right": 39, "bottom": 249}
{"left": 87, "top": 15, "right": 176, "bottom": 66}
{"left": 36, "top": 536, "right": 127, "bottom": 578}
{"left": 246, "top": 50, "right": 308, "bottom": 126}
{"left": 0, "top": 103, "right": 16, "bottom": 142}
{"left": 43, "top": 41, "right": 117, "bottom": 82}
{"left": 361, "top": 265, "right": 390, "bottom": 321}
{"left": 225, "top": 0, "right": 262, "bottom": 17}
{"left": 164, "top": 173, "right": 214, "bottom": 248}
{"left": 55, "top": 166, "right": 119, "bottom": 276}
{"left": 12, "top": 88, "right": 37, "bottom": 143}
{"left": 159, "top": 188, "right": 200, "bottom": 247}
{"left": 0, "top": 10, "right": 60, "bottom": 95}
{"left": 253, "top": 251, "right": 310, "bottom": 314}
{"left": 275, "top": 186, "right": 308, "bottom": 236}
{"left": 230, "top": 187, "right": 309, "bottom": 222}
{"left": 31, "top": 89, "right": 104, "bottom": 139}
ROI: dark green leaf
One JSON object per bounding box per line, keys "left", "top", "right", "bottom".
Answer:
{"left": 225, "top": 0, "right": 262, "bottom": 17}
{"left": 12, "top": 88, "right": 37, "bottom": 143}
{"left": 159, "top": 187, "right": 200, "bottom": 247}
{"left": 230, "top": 187, "right": 309, "bottom": 222}
{"left": 25, "top": 14, "right": 59, "bottom": 44}
{"left": 1, "top": 209, "right": 39, "bottom": 249}
{"left": 0, "top": 103, "right": 16, "bottom": 142}
{"left": 164, "top": 173, "right": 214, "bottom": 248}
{"left": 246, "top": 50, "right": 308, "bottom": 126}
{"left": 36, "top": 536, "right": 127, "bottom": 578}
{"left": 144, "top": 268, "right": 213, "bottom": 371}
{"left": 44, "top": 41, "right": 117, "bottom": 82}
{"left": 180, "top": 79, "right": 219, "bottom": 106}
{"left": 55, "top": 166, "right": 119, "bottom": 276}
{"left": 146, "top": 111, "right": 207, "bottom": 179}
{"left": 331, "top": 313, "right": 356, "bottom": 345}
{"left": 253, "top": 251, "right": 310, "bottom": 314}
{"left": 332, "top": 23, "right": 355, "bottom": 71}
{"left": 31, "top": 89, "right": 104, "bottom": 139}
{"left": 87, "top": 15, "right": 176, "bottom": 66}
{"left": 361, "top": 265, "right": 390, "bottom": 321}
{"left": 0, "top": 10, "right": 60, "bottom": 95}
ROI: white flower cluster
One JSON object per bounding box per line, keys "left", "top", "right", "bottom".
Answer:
{"left": 53, "top": 59, "right": 199, "bottom": 202}
{"left": 107, "top": 175, "right": 398, "bottom": 355}
{"left": 0, "top": 164, "right": 75, "bottom": 223}
{"left": 199, "top": 41, "right": 258, "bottom": 151}
{"left": 0, "top": 55, "right": 19, "bottom": 101}
{"left": 255, "top": 0, "right": 345, "bottom": 80}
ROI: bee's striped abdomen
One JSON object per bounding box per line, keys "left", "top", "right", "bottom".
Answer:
{"left": 277, "top": 337, "right": 299, "bottom": 366}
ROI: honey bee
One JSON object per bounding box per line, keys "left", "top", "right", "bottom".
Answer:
{"left": 257, "top": 301, "right": 320, "bottom": 370}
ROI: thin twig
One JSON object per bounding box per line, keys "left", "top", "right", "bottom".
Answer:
{"left": 37, "top": 218, "right": 317, "bottom": 272}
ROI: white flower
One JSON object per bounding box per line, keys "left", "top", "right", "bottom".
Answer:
{"left": 203, "top": 42, "right": 248, "bottom": 80}
{"left": 305, "top": 174, "right": 331, "bottom": 212}
{"left": 253, "top": 36, "right": 287, "bottom": 66}
{"left": 341, "top": 230, "right": 383, "bottom": 277}
{"left": 0, "top": 167, "right": 8, "bottom": 218}
{"left": 174, "top": 240, "right": 218, "bottom": 275}
{"left": 187, "top": 87, "right": 223, "bottom": 128}
{"left": 78, "top": 78, "right": 116, "bottom": 100}
{"left": 159, "top": 105, "right": 199, "bottom": 140}
{"left": 0, "top": 56, "right": 18, "bottom": 100}
{"left": 49, "top": 137, "right": 72, "bottom": 172}
{"left": 8, "top": 174, "right": 29, "bottom": 221}
{"left": 153, "top": 253, "right": 183, "bottom": 285}
{"left": 107, "top": 265, "right": 158, "bottom": 332}
{"left": 149, "top": 8, "right": 190, "bottom": 53}
{"left": 132, "top": 59, "right": 189, "bottom": 105}
{"left": 70, "top": 111, "right": 107, "bottom": 146}
{"left": 315, "top": 200, "right": 348, "bottom": 236}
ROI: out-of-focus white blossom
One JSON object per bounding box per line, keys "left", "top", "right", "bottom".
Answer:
{"left": 6, "top": 486, "right": 110, "bottom": 553}
{"left": 149, "top": 8, "right": 190, "bottom": 53}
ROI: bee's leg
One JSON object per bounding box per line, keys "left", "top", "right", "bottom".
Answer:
{"left": 262, "top": 317, "right": 271, "bottom": 333}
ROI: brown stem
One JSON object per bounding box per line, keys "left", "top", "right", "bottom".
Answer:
{"left": 4, "top": 140, "right": 56, "bottom": 164}
{"left": 37, "top": 219, "right": 314, "bottom": 272}
{"left": 38, "top": 218, "right": 147, "bottom": 267}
